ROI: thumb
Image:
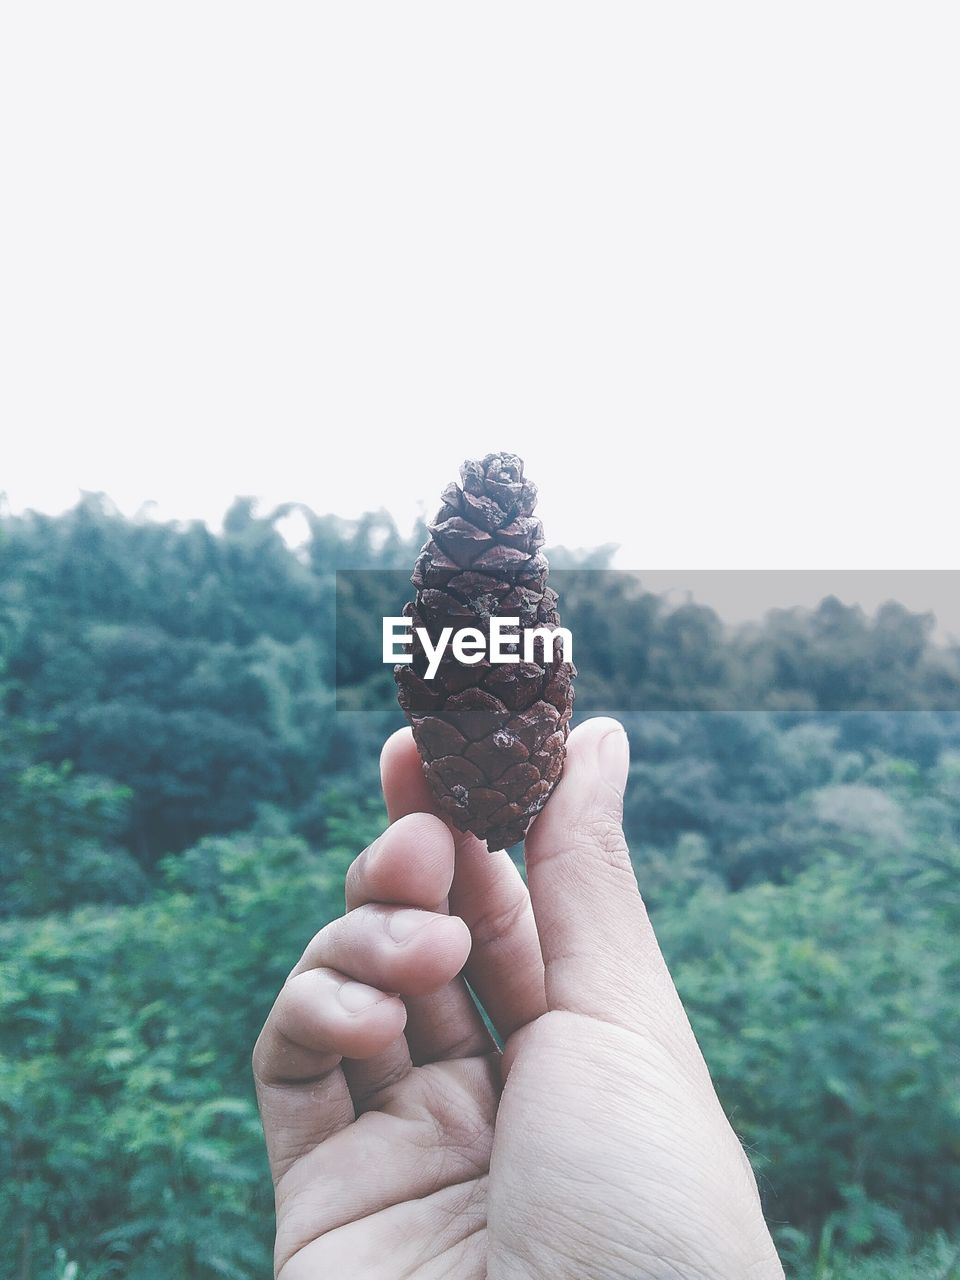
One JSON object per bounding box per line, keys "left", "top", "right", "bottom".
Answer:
{"left": 524, "top": 717, "right": 685, "bottom": 1035}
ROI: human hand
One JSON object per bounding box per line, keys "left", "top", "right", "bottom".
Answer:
{"left": 253, "top": 717, "right": 784, "bottom": 1278}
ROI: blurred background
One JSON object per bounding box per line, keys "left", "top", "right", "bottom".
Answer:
{"left": 1, "top": 500, "right": 958, "bottom": 1279}
{"left": 2, "top": 3, "right": 959, "bottom": 1278}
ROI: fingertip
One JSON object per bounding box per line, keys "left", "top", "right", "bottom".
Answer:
{"left": 380, "top": 727, "right": 416, "bottom": 777}
{"left": 565, "top": 716, "right": 628, "bottom": 758}
{"left": 524, "top": 714, "right": 634, "bottom": 910}
{"left": 336, "top": 1001, "right": 408, "bottom": 1060}
{"left": 390, "top": 809, "right": 455, "bottom": 850}
{"left": 380, "top": 727, "right": 440, "bottom": 824}
{"left": 386, "top": 911, "right": 473, "bottom": 996}
{"left": 262, "top": 969, "right": 409, "bottom": 1078}
{"left": 339, "top": 989, "right": 408, "bottom": 1058}
{"left": 361, "top": 812, "right": 456, "bottom": 908}
{"left": 446, "top": 913, "right": 474, "bottom": 963}
{"left": 533, "top": 716, "right": 629, "bottom": 827}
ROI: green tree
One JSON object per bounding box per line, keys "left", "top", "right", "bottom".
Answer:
{"left": 0, "top": 717, "right": 140, "bottom": 917}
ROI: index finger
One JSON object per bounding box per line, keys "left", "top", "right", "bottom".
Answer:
{"left": 382, "top": 728, "right": 548, "bottom": 1039}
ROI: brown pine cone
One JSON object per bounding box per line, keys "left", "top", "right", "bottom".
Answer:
{"left": 395, "top": 453, "right": 575, "bottom": 851}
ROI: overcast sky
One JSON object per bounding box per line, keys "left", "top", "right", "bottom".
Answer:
{"left": 2, "top": 5, "right": 958, "bottom": 632}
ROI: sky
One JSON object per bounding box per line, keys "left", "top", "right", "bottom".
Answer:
{"left": 1, "top": 5, "right": 958, "bottom": 632}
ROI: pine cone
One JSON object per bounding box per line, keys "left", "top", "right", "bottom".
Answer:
{"left": 395, "top": 453, "right": 575, "bottom": 851}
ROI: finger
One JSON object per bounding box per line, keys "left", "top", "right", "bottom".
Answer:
{"left": 341, "top": 810, "right": 462, "bottom": 1102}
{"left": 344, "top": 811, "right": 455, "bottom": 913}
{"left": 448, "top": 838, "right": 547, "bottom": 1039}
{"left": 524, "top": 717, "right": 694, "bottom": 1044}
{"left": 382, "top": 729, "right": 547, "bottom": 1039}
{"left": 255, "top": 967, "right": 407, "bottom": 1085}
{"left": 294, "top": 904, "right": 472, "bottom": 998}
{"left": 252, "top": 966, "right": 406, "bottom": 1182}
{"left": 379, "top": 731, "right": 495, "bottom": 1061}
{"left": 297, "top": 902, "right": 474, "bottom": 1100}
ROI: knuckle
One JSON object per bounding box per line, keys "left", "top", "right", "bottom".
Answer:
{"left": 344, "top": 829, "right": 394, "bottom": 907}
{"left": 250, "top": 1031, "right": 267, "bottom": 1083}
{"left": 343, "top": 853, "right": 364, "bottom": 903}
{"left": 345, "top": 849, "right": 383, "bottom": 911}
{"left": 275, "top": 970, "right": 332, "bottom": 1043}
{"left": 297, "top": 910, "right": 363, "bottom": 973}
{"left": 570, "top": 811, "right": 630, "bottom": 867}
{"left": 292, "top": 923, "right": 333, "bottom": 977}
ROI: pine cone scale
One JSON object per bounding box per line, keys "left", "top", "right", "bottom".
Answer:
{"left": 395, "top": 453, "right": 575, "bottom": 851}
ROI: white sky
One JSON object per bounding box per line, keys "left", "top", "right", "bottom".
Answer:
{"left": 1, "top": 5, "right": 958, "bottom": 631}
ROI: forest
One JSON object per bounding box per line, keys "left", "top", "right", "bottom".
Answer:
{"left": 1, "top": 493, "right": 958, "bottom": 1279}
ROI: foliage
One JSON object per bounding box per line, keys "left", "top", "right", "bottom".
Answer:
{"left": 656, "top": 839, "right": 960, "bottom": 1254}
{"left": 0, "top": 819, "right": 378, "bottom": 1279}
{"left": 0, "top": 718, "right": 142, "bottom": 918}
{"left": 1, "top": 497, "right": 958, "bottom": 1276}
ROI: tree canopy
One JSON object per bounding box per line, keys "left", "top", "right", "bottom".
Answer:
{"left": 1, "top": 497, "right": 957, "bottom": 1279}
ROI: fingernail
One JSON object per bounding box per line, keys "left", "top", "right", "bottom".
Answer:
{"left": 338, "top": 981, "right": 389, "bottom": 1012}
{"left": 387, "top": 908, "right": 436, "bottom": 943}
{"left": 598, "top": 726, "right": 630, "bottom": 796}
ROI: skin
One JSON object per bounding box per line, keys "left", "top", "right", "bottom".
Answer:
{"left": 253, "top": 717, "right": 785, "bottom": 1279}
